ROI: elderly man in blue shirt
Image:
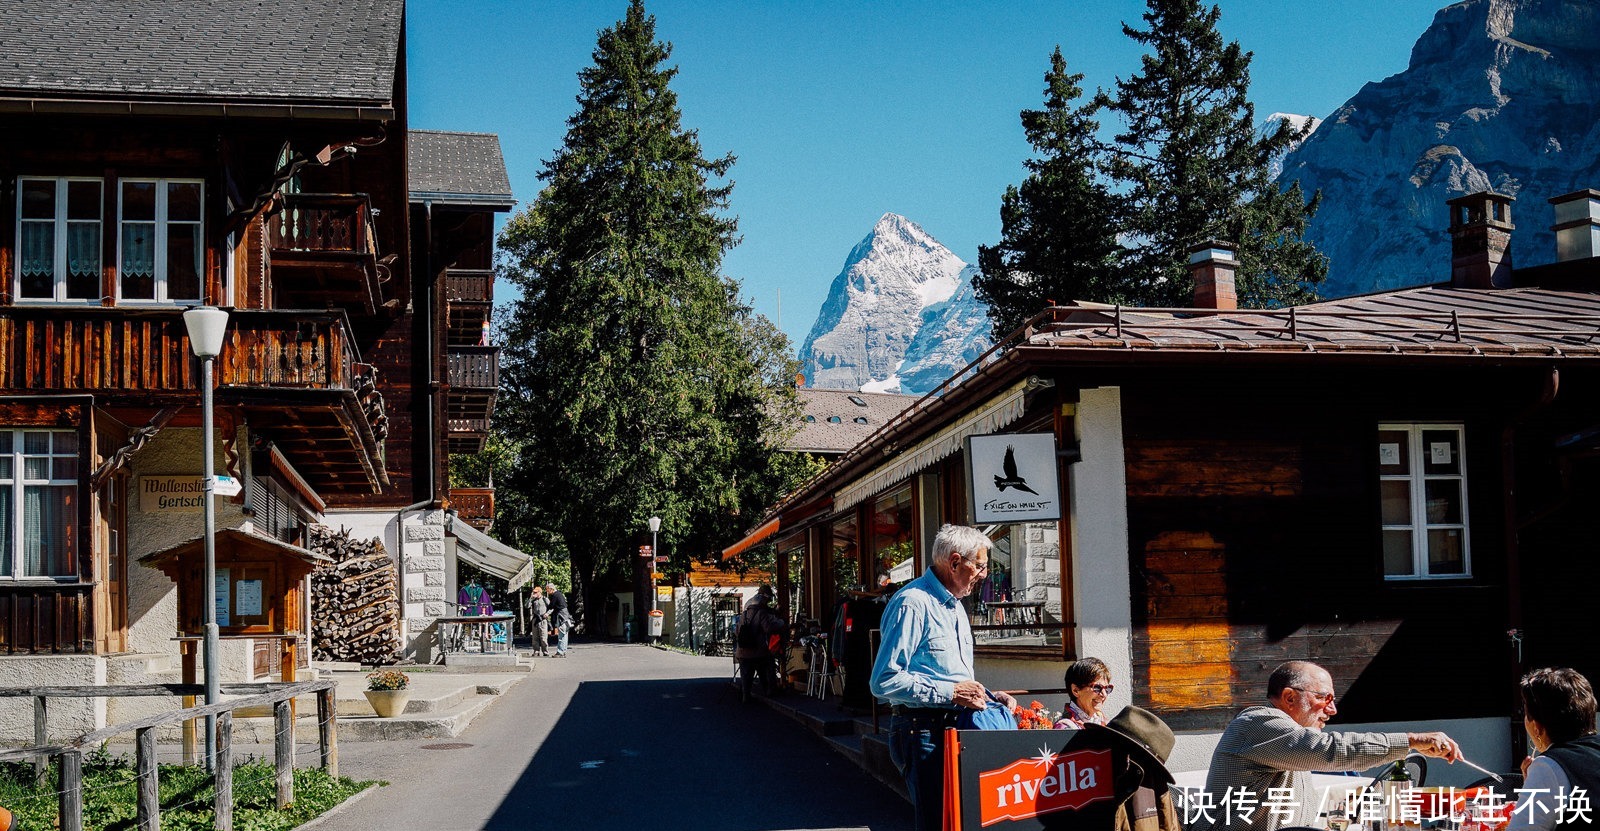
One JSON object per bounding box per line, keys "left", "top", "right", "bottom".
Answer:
{"left": 871, "top": 524, "right": 1017, "bottom": 831}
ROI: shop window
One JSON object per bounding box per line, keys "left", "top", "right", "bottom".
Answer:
{"left": 119, "top": 179, "right": 204, "bottom": 303}
{"left": 16, "top": 177, "right": 102, "bottom": 302}
{"left": 961, "top": 522, "right": 1066, "bottom": 651}
{"left": 0, "top": 429, "right": 80, "bottom": 578}
{"left": 871, "top": 485, "right": 915, "bottom": 586}
{"left": 831, "top": 514, "right": 860, "bottom": 598}
{"left": 1378, "top": 423, "right": 1470, "bottom": 579}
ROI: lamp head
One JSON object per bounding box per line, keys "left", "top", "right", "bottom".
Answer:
{"left": 183, "top": 306, "right": 230, "bottom": 358}
{"left": 648, "top": 516, "right": 661, "bottom": 533}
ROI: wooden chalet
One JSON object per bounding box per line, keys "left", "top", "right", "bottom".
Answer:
{"left": 726, "top": 190, "right": 1600, "bottom": 775}
{"left": 0, "top": 0, "right": 527, "bottom": 731}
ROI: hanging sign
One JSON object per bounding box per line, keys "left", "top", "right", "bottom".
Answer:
{"left": 214, "top": 475, "right": 242, "bottom": 497}
{"left": 965, "top": 432, "right": 1062, "bottom": 523}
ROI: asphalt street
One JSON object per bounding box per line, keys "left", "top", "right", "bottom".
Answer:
{"left": 311, "top": 641, "right": 914, "bottom": 831}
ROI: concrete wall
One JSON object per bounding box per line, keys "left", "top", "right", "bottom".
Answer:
{"left": 1067, "top": 386, "right": 1133, "bottom": 695}
{"left": 0, "top": 655, "right": 105, "bottom": 744}
{"left": 395, "top": 509, "right": 447, "bottom": 663}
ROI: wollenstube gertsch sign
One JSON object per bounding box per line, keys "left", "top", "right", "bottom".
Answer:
{"left": 965, "top": 432, "right": 1061, "bottom": 523}
{"left": 139, "top": 476, "right": 204, "bottom": 513}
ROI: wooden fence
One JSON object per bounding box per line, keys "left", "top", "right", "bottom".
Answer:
{"left": 0, "top": 680, "right": 338, "bottom": 831}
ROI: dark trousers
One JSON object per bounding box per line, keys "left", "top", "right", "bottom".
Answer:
{"left": 889, "top": 712, "right": 956, "bottom": 831}
{"left": 738, "top": 655, "right": 776, "bottom": 700}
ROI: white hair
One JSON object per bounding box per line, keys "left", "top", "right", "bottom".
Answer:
{"left": 930, "top": 524, "right": 992, "bottom": 564}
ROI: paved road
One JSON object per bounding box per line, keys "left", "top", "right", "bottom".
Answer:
{"left": 313, "top": 641, "right": 914, "bottom": 831}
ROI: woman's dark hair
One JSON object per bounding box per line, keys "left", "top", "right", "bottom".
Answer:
{"left": 1065, "top": 657, "right": 1110, "bottom": 690}
{"left": 1521, "top": 667, "right": 1597, "bottom": 744}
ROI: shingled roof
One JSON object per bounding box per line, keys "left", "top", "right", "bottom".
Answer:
{"left": 790, "top": 388, "right": 918, "bottom": 456}
{"left": 409, "top": 130, "right": 516, "bottom": 207}
{"left": 0, "top": 0, "right": 402, "bottom": 105}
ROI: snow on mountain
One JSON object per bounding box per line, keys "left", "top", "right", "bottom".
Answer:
{"left": 798, "top": 214, "right": 967, "bottom": 393}
{"left": 896, "top": 266, "right": 993, "bottom": 395}
{"left": 1277, "top": 0, "right": 1600, "bottom": 297}
{"left": 1264, "top": 112, "right": 1322, "bottom": 179}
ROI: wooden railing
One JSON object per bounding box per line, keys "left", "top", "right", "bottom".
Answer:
{"left": 0, "top": 680, "right": 338, "bottom": 831}
{"left": 0, "top": 584, "right": 93, "bottom": 655}
{"left": 445, "top": 269, "right": 494, "bottom": 303}
{"left": 447, "top": 345, "right": 499, "bottom": 389}
{"left": 448, "top": 417, "right": 491, "bottom": 434}
{"left": 450, "top": 488, "right": 495, "bottom": 527}
{"left": 0, "top": 307, "right": 363, "bottom": 395}
{"left": 266, "top": 193, "right": 376, "bottom": 258}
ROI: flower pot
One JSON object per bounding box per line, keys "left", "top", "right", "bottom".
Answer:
{"left": 365, "top": 688, "right": 411, "bottom": 718}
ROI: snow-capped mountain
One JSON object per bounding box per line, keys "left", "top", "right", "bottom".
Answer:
{"left": 799, "top": 214, "right": 970, "bottom": 393}
{"left": 1264, "top": 112, "right": 1322, "bottom": 179}
{"left": 894, "top": 266, "right": 993, "bottom": 395}
{"left": 1278, "top": 0, "right": 1600, "bottom": 297}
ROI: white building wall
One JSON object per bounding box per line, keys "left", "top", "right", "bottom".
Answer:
{"left": 393, "top": 508, "right": 448, "bottom": 663}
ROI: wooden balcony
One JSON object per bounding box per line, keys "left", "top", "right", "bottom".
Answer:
{"left": 268, "top": 193, "right": 385, "bottom": 315}
{"left": 448, "top": 416, "right": 490, "bottom": 456}
{"left": 447, "top": 346, "right": 498, "bottom": 449}
{"left": 447, "top": 345, "right": 499, "bottom": 390}
{"left": 446, "top": 269, "right": 493, "bottom": 346}
{"left": 450, "top": 487, "right": 495, "bottom": 530}
{"left": 0, "top": 306, "right": 389, "bottom": 495}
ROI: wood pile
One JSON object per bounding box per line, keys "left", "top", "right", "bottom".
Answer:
{"left": 308, "top": 525, "right": 402, "bottom": 664}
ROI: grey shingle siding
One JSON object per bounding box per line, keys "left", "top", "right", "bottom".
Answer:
{"left": 408, "top": 130, "right": 514, "bottom": 202}
{"left": 0, "top": 0, "right": 402, "bottom": 104}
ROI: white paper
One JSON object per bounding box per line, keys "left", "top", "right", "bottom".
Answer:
{"left": 236, "top": 579, "right": 263, "bottom": 616}
{"left": 1378, "top": 443, "right": 1400, "bottom": 466}
{"left": 216, "top": 568, "right": 231, "bottom": 627}
{"left": 1430, "top": 442, "right": 1453, "bottom": 465}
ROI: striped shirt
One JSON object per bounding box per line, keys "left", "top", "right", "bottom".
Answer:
{"left": 1195, "top": 706, "right": 1410, "bottom": 831}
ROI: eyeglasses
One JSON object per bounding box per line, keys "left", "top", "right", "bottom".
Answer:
{"left": 1088, "top": 684, "right": 1114, "bottom": 695}
{"left": 957, "top": 554, "right": 990, "bottom": 574}
{"left": 1286, "top": 685, "right": 1337, "bottom": 704}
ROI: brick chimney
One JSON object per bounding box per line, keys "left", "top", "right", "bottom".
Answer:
{"left": 1447, "top": 191, "right": 1515, "bottom": 289}
{"left": 1188, "top": 240, "right": 1237, "bottom": 310}
{"left": 1549, "top": 189, "right": 1600, "bottom": 263}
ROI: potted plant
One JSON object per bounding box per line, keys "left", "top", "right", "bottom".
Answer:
{"left": 364, "top": 668, "right": 411, "bottom": 718}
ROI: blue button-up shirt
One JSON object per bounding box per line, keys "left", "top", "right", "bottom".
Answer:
{"left": 869, "top": 568, "right": 975, "bottom": 708}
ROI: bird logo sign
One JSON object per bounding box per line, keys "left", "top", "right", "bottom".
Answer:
{"left": 967, "top": 432, "right": 1061, "bottom": 523}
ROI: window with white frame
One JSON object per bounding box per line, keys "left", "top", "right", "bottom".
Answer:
{"left": 0, "top": 430, "right": 80, "bottom": 579}
{"left": 1378, "top": 423, "right": 1470, "bottom": 580}
{"left": 17, "top": 177, "right": 102, "bottom": 302}
{"left": 119, "top": 179, "right": 203, "bottom": 302}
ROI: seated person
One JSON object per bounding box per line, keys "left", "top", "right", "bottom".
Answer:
{"left": 1511, "top": 667, "right": 1600, "bottom": 830}
{"left": 1056, "top": 656, "right": 1114, "bottom": 729}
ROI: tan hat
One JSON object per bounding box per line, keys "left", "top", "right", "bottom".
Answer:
{"left": 1084, "top": 705, "right": 1176, "bottom": 785}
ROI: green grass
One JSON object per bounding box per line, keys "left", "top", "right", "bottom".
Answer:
{"left": 1, "top": 748, "right": 378, "bottom": 831}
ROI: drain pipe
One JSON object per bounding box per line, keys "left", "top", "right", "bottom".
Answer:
{"left": 1503, "top": 365, "right": 1558, "bottom": 761}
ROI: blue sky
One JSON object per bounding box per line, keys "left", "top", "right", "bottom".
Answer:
{"left": 407, "top": 0, "right": 1445, "bottom": 349}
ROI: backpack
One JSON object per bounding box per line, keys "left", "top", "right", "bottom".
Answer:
{"left": 736, "top": 616, "right": 764, "bottom": 650}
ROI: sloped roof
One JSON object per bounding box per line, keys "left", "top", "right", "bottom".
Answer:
{"left": 409, "top": 130, "right": 515, "bottom": 207}
{"left": 790, "top": 388, "right": 918, "bottom": 455}
{"left": 0, "top": 0, "right": 402, "bottom": 105}
{"left": 1024, "top": 286, "right": 1600, "bottom": 358}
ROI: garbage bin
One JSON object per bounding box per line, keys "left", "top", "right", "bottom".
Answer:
{"left": 647, "top": 609, "right": 664, "bottom": 638}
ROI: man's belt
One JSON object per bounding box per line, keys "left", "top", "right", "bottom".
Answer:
{"left": 890, "top": 705, "right": 961, "bottom": 721}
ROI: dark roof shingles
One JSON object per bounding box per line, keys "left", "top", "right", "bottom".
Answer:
{"left": 0, "top": 0, "right": 402, "bottom": 104}
{"left": 408, "top": 130, "right": 514, "bottom": 200}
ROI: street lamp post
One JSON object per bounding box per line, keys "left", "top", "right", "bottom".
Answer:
{"left": 647, "top": 516, "right": 661, "bottom": 642}
{"left": 183, "top": 306, "right": 229, "bottom": 771}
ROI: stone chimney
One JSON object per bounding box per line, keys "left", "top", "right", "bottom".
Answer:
{"left": 1447, "top": 191, "right": 1515, "bottom": 289}
{"left": 1549, "top": 189, "right": 1600, "bottom": 263}
{"left": 1188, "top": 240, "right": 1237, "bottom": 310}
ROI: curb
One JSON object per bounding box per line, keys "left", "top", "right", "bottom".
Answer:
{"left": 295, "top": 780, "right": 382, "bottom": 830}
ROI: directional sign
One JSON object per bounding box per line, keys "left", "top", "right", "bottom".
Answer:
{"left": 651, "top": 572, "right": 665, "bottom": 580}
{"left": 213, "top": 475, "right": 243, "bottom": 497}
{"left": 639, "top": 545, "right": 653, "bottom": 558}
{"left": 655, "top": 555, "right": 668, "bottom": 564}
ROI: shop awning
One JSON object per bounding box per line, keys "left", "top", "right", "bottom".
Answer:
{"left": 719, "top": 516, "right": 781, "bottom": 561}
{"left": 833, "top": 378, "right": 1040, "bottom": 512}
{"left": 447, "top": 513, "right": 536, "bottom": 588}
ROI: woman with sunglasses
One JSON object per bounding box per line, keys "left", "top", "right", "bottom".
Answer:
{"left": 1056, "top": 657, "right": 1114, "bottom": 729}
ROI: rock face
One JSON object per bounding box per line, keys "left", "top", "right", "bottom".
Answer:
{"left": 799, "top": 213, "right": 970, "bottom": 393}
{"left": 1278, "top": 0, "right": 1600, "bottom": 297}
{"left": 894, "top": 266, "right": 994, "bottom": 395}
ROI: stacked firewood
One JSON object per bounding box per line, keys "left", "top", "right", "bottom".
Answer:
{"left": 309, "top": 525, "right": 402, "bottom": 664}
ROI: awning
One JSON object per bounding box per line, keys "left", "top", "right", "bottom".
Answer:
{"left": 447, "top": 513, "right": 536, "bottom": 588}
{"left": 719, "top": 516, "right": 781, "bottom": 561}
{"left": 833, "top": 378, "right": 1041, "bottom": 512}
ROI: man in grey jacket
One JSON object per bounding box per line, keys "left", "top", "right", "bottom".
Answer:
{"left": 1194, "top": 660, "right": 1461, "bottom": 831}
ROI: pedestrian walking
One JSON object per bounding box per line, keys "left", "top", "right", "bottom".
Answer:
{"left": 545, "top": 582, "right": 572, "bottom": 656}
{"left": 734, "top": 585, "right": 785, "bottom": 702}
{"left": 530, "top": 585, "right": 550, "bottom": 656}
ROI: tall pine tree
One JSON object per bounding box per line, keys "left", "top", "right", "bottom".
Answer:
{"left": 1098, "top": 0, "right": 1325, "bottom": 308}
{"left": 496, "top": 1, "right": 802, "bottom": 632}
{"left": 976, "top": 48, "right": 1125, "bottom": 334}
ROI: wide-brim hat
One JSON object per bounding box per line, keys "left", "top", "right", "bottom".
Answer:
{"left": 1084, "top": 705, "right": 1176, "bottom": 785}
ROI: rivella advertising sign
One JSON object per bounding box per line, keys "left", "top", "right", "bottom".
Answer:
{"left": 951, "top": 730, "right": 1130, "bottom": 830}
{"left": 964, "top": 432, "right": 1062, "bottom": 524}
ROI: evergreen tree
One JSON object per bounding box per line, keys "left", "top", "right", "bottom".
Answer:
{"left": 976, "top": 48, "right": 1125, "bottom": 334}
{"left": 495, "top": 0, "right": 803, "bottom": 632}
{"left": 1097, "top": 0, "right": 1325, "bottom": 307}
